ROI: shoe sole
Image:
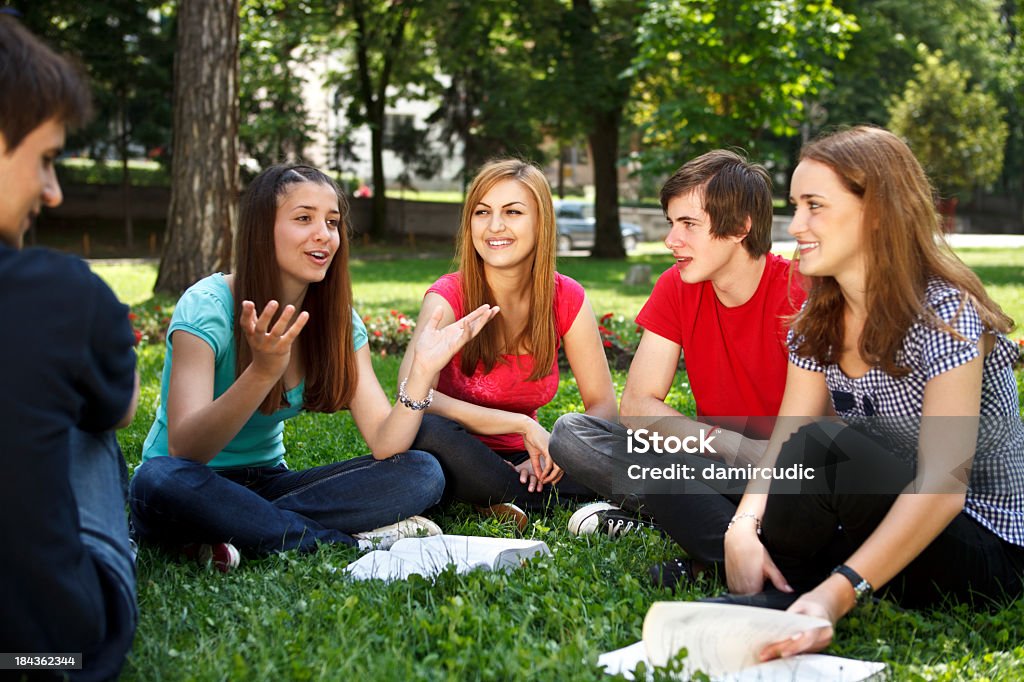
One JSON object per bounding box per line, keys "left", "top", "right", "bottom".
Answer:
{"left": 475, "top": 504, "right": 529, "bottom": 533}
{"left": 567, "top": 502, "right": 619, "bottom": 536}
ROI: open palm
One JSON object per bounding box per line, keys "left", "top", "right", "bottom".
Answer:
{"left": 413, "top": 304, "right": 499, "bottom": 375}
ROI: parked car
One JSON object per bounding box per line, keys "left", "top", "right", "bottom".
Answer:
{"left": 554, "top": 200, "right": 644, "bottom": 253}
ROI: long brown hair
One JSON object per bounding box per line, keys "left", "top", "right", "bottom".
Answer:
{"left": 455, "top": 159, "right": 557, "bottom": 381}
{"left": 790, "top": 126, "right": 1013, "bottom": 376}
{"left": 234, "top": 164, "right": 356, "bottom": 414}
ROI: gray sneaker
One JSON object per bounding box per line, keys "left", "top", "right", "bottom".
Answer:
{"left": 568, "top": 502, "right": 663, "bottom": 538}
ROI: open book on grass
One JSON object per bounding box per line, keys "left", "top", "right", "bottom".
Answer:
{"left": 344, "top": 534, "right": 550, "bottom": 582}
{"left": 598, "top": 602, "right": 885, "bottom": 681}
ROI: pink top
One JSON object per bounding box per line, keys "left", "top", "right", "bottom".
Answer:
{"left": 427, "top": 272, "right": 586, "bottom": 453}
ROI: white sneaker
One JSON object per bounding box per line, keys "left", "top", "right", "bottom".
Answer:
{"left": 354, "top": 515, "right": 442, "bottom": 551}
{"left": 568, "top": 501, "right": 663, "bottom": 538}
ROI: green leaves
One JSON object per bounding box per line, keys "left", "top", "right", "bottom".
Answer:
{"left": 888, "top": 47, "right": 1009, "bottom": 197}
{"left": 629, "top": 0, "right": 857, "bottom": 177}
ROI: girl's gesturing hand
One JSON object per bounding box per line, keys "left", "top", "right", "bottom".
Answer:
{"left": 240, "top": 300, "right": 309, "bottom": 379}
{"left": 412, "top": 304, "right": 499, "bottom": 375}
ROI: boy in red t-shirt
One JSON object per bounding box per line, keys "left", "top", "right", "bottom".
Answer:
{"left": 550, "top": 150, "right": 805, "bottom": 587}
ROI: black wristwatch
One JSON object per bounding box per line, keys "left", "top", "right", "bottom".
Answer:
{"left": 831, "top": 564, "right": 873, "bottom": 602}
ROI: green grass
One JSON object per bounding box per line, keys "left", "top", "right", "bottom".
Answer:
{"left": 95, "top": 249, "right": 1024, "bottom": 681}
{"left": 58, "top": 158, "right": 170, "bottom": 187}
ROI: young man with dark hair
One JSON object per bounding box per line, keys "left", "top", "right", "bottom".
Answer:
{"left": 0, "top": 15, "right": 139, "bottom": 680}
{"left": 549, "top": 150, "right": 805, "bottom": 586}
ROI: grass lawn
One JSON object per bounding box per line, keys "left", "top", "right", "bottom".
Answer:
{"left": 97, "top": 248, "right": 1024, "bottom": 681}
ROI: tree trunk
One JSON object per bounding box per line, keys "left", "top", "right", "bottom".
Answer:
{"left": 369, "top": 121, "right": 387, "bottom": 240}
{"left": 155, "top": 0, "right": 239, "bottom": 295}
{"left": 556, "top": 147, "right": 566, "bottom": 199}
{"left": 589, "top": 109, "right": 625, "bottom": 259}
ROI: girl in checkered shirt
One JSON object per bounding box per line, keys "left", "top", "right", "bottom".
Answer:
{"left": 723, "top": 126, "right": 1024, "bottom": 660}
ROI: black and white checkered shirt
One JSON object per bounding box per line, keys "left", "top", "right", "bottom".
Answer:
{"left": 789, "top": 278, "right": 1024, "bottom": 546}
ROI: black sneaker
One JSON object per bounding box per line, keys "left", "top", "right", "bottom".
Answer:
{"left": 567, "top": 502, "right": 662, "bottom": 538}
{"left": 648, "top": 557, "right": 693, "bottom": 590}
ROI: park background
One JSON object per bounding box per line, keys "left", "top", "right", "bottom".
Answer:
{"left": 7, "top": 0, "right": 1024, "bottom": 679}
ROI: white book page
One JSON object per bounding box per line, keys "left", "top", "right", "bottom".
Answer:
{"left": 388, "top": 535, "right": 549, "bottom": 572}
{"left": 598, "top": 640, "right": 884, "bottom": 682}
{"left": 643, "top": 602, "right": 831, "bottom": 676}
{"left": 721, "top": 654, "right": 885, "bottom": 681}
{"left": 343, "top": 550, "right": 421, "bottom": 582}
{"left": 598, "top": 638, "right": 880, "bottom": 675}
{"left": 345, "top": 535, "right": 551, "bottom": 581}
{"left": 597, "top": 641, "right": 650, "bottom": 681}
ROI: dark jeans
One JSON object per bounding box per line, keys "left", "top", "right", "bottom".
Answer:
{"left": 2, "top": 429, "right": 137, "bottom": 682}
{"left": 650, "top": 421, "right": 1024, "bottom": 608}
{"left": 761, "top": 423, "right": 1024, "bottom": 607}
{"left": 550, "top": 412, "right": 744, "bottom": 561}
{"left": 129, "top": 450, "right": 444, "bottom": 556}
{"left": 411, "top": 414, "right": 598, "bottom": 511}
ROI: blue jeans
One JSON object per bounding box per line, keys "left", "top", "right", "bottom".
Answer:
{"left": 129, "top": 451, "right": 445, "bottom": 556}
{"left": 412, "top": 414, "right": 598, "bottom": 511}
{"left": 1, "top": 429, "right": 137, "bottom": 682}
{"left": 68, "top": 429, "right": 138, "bottom": 682}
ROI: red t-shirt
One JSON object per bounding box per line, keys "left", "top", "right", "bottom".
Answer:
{"left": 635, "top": 253, "right": 804, "bottom": 438}
{"left": 428, "top": 272, "right": 585, "bottom": 453}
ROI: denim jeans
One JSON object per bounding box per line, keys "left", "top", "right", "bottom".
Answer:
{"left": 550, "top": 412, "right": 744, "bottom": 563}
{"left": 412, "top": 414, "right": 598, "bottom": 511}
{"left": 68, "top": 429, "right": 138, "bottom": 682}
{"left": 2, "top": 429, "right": 137, "bottom": 682}
{"left": 129, "top": 450, "right": 444, "bottom": 556}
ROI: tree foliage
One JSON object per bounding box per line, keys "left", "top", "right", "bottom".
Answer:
{"left": 426, "top": 0, "right": 550, "bottom": 190}
{"left": 12, "top": 0, "right": 174, "bottom": 164}
{"left": 630, "top": 0, "right": 857, "bottom": 177}
{"left": 888, "top": 48, "right": 1009, "bottom": 197}
{"left": 238, "top": 0, "right": 324, "bottom": 171}
{"left": 521, "top": 0, "right": 648, "bottom": 258}
{"left": 326, "top": 0, "right": 435, "bottom": 239}
{"left": 824, "top": 0, "right": 1010, "bottom": 127}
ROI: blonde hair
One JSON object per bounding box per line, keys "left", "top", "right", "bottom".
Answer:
{"left": 455, "top": 159, "right": 557, "bottom": 381}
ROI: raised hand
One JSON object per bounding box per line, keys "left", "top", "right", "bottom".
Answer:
{"left": 240, "top": 300, "right": 309, "bottom": 380}
{"left": 412, "top": 304, "right": 499, "bottom": 375}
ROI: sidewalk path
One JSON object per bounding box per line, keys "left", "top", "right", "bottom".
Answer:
{"left": 773, "top": 233, "right": 1024, "bottom": 253}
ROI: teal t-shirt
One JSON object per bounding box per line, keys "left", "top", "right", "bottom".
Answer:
{"left": 141, "top": 273, "right": 368, "bottom": 469}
